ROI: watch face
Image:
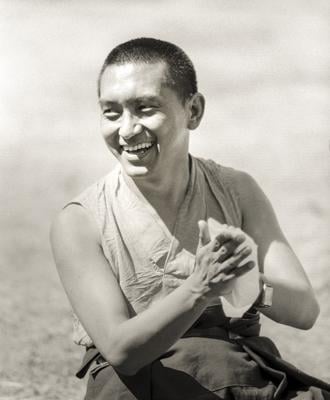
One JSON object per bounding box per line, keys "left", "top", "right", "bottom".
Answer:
{"left": 260, "top": 284, "right": 273, "bottom": 308}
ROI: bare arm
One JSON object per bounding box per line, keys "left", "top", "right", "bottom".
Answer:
{"left": 236, "top": 171, "right": 319, "bottom": 329}
{"left": 50, "top": 206, "right": 253, "bottom": 375}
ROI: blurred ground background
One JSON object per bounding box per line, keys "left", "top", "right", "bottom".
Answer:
{"left": 0, "top": 0, "right": 329, "bottom": 398}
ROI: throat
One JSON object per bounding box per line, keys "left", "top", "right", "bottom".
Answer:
{"left": 143, "top": 171, "right": 191, "bottom": 233}
{"left": 127, "top": 155, "right": 192, "bottom": 232}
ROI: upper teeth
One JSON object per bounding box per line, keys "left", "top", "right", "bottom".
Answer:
{"left": 123, "top": 143, "right": 153, "bottom": 151}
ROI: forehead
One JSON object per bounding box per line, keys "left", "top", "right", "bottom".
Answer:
{"left": 99, "top": 61, "right": 170, "bottom": 101}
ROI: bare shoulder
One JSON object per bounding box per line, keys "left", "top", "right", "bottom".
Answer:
{"left": 226, "top": 168, "right": 265, "bottom": 202}
{"left": 51, "top": 204, "right": 100, "bottom": 239}
{"left": 225, "top": 168, "right": 285, "bottom": 244}
{"left": 50, "top": 205, "right": 102, "bottom": 270}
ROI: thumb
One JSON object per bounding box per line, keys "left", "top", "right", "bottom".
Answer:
{"left": 198, "top": 220, "right": 211, "bottom": 247}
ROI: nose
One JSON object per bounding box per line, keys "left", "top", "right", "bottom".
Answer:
{"left": 119, "top": 112, "right": 142, "bottom": 140}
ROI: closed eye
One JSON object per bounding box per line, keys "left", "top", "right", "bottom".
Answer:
{"left": 137, "top": 105, "right": 157, "bottom": 116}
{"left": 103, "top": 109, "right": 121, "bottom": 121}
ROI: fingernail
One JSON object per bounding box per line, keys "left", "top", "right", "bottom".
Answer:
{"left": 236, "top": 234, "right": 245, "bottom": 243}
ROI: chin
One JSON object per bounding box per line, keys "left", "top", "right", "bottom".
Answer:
{"left": 120, "top": 155, "right": 158, "bottom": 180}
{"left": 122, "top": 164, "right": 150, "bottom": 178}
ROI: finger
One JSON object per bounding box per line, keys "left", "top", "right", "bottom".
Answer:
{"left": 215, "top": 239, "right": 249, "bottom": 262}
{"left": 213, "top": 231, "right": 235, "bottom": 245}
{"left": 222, "top": 273, "right": 236, "bottom": 282}
{"left": 211, "top": 260, "right": 254, "bottom": 284}
{"left": 232, "top": 261, "right": 255, "bottom": 278}
{"left": 211, "top": 272, "right": 236, "bottom": 284}
{"left": 198, "top": 220, "right": 211, "bottom": 247}
{"left": 233, "top": 233, "right": 246, "bottom": 244}
{"left": 215, "top": 244, "right": 230, "bottom": 262}
{"left": 214, "top": 226, "right": 246, "bottom": 243}
{"left": 213, "top": 229, "right": 246, "bottom": 250}
{"left": 216, "top": 244, "right": 252, "bottom": 266}
{"left": 210, "top": 237, "right": 222, "bottom": 251}
{"left": 225, "top": 246, "right": 252, "bottom": 271}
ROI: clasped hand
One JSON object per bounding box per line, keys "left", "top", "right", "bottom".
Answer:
{"left": 193, "top": 221, "right": 255, "bottom": 299}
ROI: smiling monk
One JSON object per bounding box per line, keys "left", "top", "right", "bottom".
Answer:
{"left": 50, "top": 38, "right": 330, "bottom": 400}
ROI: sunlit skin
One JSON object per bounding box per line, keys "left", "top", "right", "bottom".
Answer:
{"left": 98, "top": 62, "right": 204, "bottom": 210}
{"left": 50, "top": 57, "right": 320, "bottom": 381}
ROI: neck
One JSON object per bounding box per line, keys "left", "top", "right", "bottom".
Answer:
{"left": 123, "top": 154, "right": 191, "bottom": 230}
{"left": 138, "top": 154, "right": 190, "bottom": 206}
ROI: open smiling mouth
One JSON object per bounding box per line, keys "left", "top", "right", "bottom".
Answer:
{"left": 122, "top": 142, "right": 156, "bottom": 157}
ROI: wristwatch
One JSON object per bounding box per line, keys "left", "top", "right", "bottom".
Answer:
{"left": 254, "top": 281, "right": 273, "bottom": 309}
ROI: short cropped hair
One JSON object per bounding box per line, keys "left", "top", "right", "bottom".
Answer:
{"left": 97, "top": 37, "right": 198, "bottom": 103}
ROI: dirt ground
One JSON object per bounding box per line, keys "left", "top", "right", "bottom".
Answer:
{"left": 0, "top": 1, "right": 329, "bottom": 399}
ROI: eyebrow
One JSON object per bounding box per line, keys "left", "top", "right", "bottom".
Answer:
{"left": 99, "top": 95, "right": 161, "bottom": 107}
{"left": 135, "top": 96, "right": 160, "bottom": 103}
{"left": 98, "top": 99, "right": 115, "bottom": 107}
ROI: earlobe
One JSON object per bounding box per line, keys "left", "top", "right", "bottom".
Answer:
{"left": 187, "top": 93, "right": 205, "bottom": 130}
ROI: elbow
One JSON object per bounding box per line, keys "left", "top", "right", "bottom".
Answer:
{"left": 297, "top": 316, "right": 318, "bottom": 331}
{"left": 100, "top": 329, "right": 148, "bottom": 376}
{"left": 303, "top": 302, "right": 320, "bottom": 330}
{"left": 274, "top": 288, "right": 320, "bottom": 330}
{"left": 296, "top": 295, "right": 320, "bottom": 330}
{"left": 104, "top": 349, "right": 143, "bottom": 376}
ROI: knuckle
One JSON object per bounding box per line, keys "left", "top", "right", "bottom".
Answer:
{"left": 224, "top": 260, "right": 234, "bottom": 270}
{"left": 220, "top": 245, "right": 228, "bottom": 254}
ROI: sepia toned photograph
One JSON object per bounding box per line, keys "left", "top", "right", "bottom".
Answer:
{"left": 1, "top": 1, "right": 329, "bottom": 399}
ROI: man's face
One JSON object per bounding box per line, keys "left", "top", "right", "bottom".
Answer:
{"left": 99, "top": 61, "right": 190, "bottom": 179}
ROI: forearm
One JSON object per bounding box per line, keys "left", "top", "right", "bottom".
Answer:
{"left": 100, "top": 223, "right": 253, "bottom": 375}
{"left": 101, "top": 274, "right": 210, "bottom": 375}
{"left": 53, "top": 209, "right": 251, "bottom": 376}
{"left": 259, "top": 273, "right": 320, "bottom": 329}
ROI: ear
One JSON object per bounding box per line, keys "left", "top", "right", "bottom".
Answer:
{"left": 187, "top": 93, "right": 205, "bottom": 130}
